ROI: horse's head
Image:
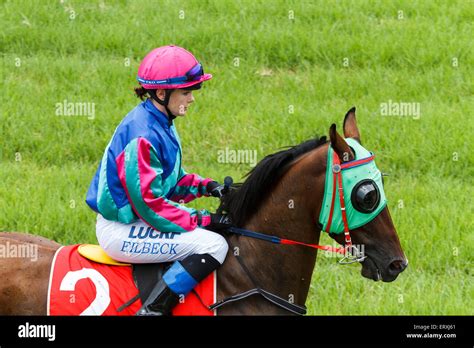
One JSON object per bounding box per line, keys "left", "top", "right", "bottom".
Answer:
{"left": 219, "top": 106, "right": 407, "bottom": 291}
{"left": 322, "top": 107, "right": 408, "bottom": 282}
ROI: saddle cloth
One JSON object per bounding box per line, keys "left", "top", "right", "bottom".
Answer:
{"left": 47, "top": 245, "right": 216, "bottom": 316}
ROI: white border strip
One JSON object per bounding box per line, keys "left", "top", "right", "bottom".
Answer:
{"left": 46, "top": 246, "right": 64, "bottom": 316}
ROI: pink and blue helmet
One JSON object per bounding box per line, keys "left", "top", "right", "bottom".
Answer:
{"left": 137, "top": 45, "right": 212, "bottom": 90}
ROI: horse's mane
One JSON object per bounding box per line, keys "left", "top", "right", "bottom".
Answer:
{"left": 218, "top": 136, "right": 328, "bottom": 226}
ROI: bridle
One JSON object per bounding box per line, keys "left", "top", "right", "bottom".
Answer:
{"left": 323, "top": 150, "right": 375, "bottom": 263}
{"left": 210, "top": 145, "right": 384, "bottom": 315}
{"left": 225, "top": 148, "right": 377, "bottom": 263}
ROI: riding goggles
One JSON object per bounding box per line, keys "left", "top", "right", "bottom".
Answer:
{"left": 137, "top": 63, "right": 204, "bottom": 86}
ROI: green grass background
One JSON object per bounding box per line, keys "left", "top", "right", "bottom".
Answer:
{"left": 1, "top": 0, "right": 472, "bottom": 315}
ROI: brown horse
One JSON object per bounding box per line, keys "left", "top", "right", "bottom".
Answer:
{"left": 0, "top": 108, "right": 407, "bottom": 315}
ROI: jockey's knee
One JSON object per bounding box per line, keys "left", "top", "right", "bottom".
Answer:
{"left": 204, "top": 232, "right": 229, "bottom": 264}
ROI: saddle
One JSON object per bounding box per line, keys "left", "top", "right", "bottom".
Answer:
{"left": 78, "top": 244, "right": 169, "bottom": 308}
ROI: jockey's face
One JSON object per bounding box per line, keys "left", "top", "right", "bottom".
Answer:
{"left": 155, "top": 89, "right": 195, "bottom": 117}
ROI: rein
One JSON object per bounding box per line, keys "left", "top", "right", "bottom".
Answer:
{"left": 210, "top": 149, "right": 373, "bottom": 315}
{"left": 225, "top": 150, "right": 374, "bottom": 263}
{"left": 226, "top": 226, "right": 346, "bottom": 254}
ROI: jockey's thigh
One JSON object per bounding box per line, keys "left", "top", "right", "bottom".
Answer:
{"left": 96, "top": 214, "right": 228, "bottom": 264}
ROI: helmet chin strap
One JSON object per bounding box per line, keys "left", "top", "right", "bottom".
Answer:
{"left": 150, "top": 90, "right": 176, "bottom": 125}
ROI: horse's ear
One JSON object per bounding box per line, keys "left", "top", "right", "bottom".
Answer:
{"left": 343, "top": 106, "right": 361, "bottom": 144}
{"left": 330, "top": 123, "right": 355, "bottom": 162}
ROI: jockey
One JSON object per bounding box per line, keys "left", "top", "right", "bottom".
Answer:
{"left": 85, "top": 45, "right": 232, "bottom": 315}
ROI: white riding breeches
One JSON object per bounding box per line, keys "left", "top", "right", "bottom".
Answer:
{"left": 96, "top": 214, "right": 229, "bottom": 264}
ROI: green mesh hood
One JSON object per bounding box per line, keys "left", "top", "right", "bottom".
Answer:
{"left": 319, "top": 138, "right": 387, "bottom": 234}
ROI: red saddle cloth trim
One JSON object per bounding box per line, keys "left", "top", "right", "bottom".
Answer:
{"left": 48, "top": 245, "right": 216, "bottom": 316}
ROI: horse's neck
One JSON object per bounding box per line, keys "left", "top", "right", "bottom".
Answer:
{"left": 217, "top": 179, "right": 322, "bottom": 314}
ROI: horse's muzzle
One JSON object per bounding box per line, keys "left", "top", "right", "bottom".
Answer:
{"left": 361, "top": 255, "right": 408, "bottom": 282}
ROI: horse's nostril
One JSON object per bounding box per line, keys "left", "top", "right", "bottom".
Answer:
{"left": 389, "top": 259, "right": 407, "bottom": 274}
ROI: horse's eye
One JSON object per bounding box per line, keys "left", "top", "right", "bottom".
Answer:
{"left": 351, "top": 180, "right": 380, "bottom": 213}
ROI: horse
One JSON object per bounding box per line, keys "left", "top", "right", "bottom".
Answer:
{"left": 0, "top": 108, "right": 407, "bottom": 315}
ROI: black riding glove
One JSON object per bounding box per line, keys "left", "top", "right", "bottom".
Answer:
{"left": 207, "top": 213, "right": 233, "bottom": 232}
{"left": 206, "top": 181, "right": 227, "bottom": 198}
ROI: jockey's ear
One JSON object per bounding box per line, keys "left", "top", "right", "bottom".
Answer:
{"left": 329, "top": 124, "right": 354, "bottom": 162}
{"left": 155, "top": 89, "right": 167, "bottom": 102}
{"left": 343, "top": 106, "right": 361, "bottom": 144}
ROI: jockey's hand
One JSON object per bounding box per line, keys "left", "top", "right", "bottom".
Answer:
{"left": 206, "top": 181, "right": 227, "bottom": 198}
{"left": 207, "top": 213, "right": 233, "bottom": 232}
